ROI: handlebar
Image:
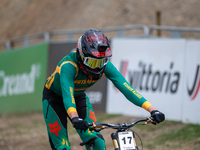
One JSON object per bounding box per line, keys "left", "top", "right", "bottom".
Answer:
{"left": 88, "top": 117, "right": 155, "bottom": 132}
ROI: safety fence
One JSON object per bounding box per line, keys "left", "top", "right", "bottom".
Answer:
{"left": 1, "top": 25, "right": 200, "bottom": 51}
{"left": 150, "top": 25, "right": 200, "bottom": 38}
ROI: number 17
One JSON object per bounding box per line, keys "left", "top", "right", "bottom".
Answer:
{"left": 122, "top": 136, "right": 132, "bottom": 144}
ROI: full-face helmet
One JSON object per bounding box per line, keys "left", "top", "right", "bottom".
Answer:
{"left": 76, "top": 29, "right": 112, "bottom": 80}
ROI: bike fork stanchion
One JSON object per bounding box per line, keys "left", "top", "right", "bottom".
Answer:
{"left": 133, "top": 133, "right": 139, "bottom": 150}
{"left": 111, "top": 133, "right": 120, "bottom": 150}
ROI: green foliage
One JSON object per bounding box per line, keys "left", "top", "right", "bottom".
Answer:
{"left": 139, "top": 121, "right": 200, "bottom": 150}
{"left": 156, "top": 124, "right": 200, "bottom": 142}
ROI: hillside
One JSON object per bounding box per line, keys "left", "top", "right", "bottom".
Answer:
{"left": 0, "top": 0, "right": 200, "bottom": 42}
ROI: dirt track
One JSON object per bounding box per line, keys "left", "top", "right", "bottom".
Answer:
{"left": 0, "top": 112, "right": 189, "bottom": 150}
{"left": 0, "top": 112, "right": 152, "bottom": 150}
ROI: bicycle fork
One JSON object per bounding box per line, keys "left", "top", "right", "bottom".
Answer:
{"left": 111, "top": 133, "right": 120, "bottom": 150}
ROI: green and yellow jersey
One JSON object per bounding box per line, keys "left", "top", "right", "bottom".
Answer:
{"left": 45, "top": 51, "right": 151, "bottom": 116}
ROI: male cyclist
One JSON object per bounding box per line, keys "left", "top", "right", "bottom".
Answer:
{"left": 42, "top": 29, "right": 165, "bottom": 150}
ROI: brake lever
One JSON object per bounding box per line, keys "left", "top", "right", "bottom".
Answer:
{"left": 145, "top": 117, "right": 157, "bottom": 125}
{"left": 90, "top": 128, "right": 102, "bottom": 132}
{"left": 88, "top": 122, "right": 105, "bottom": 132}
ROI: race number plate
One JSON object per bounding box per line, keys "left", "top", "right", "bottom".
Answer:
{"left": 118, "top": 131, "right": 136, "bottom": 150}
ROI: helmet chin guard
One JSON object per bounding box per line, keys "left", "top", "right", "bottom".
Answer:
{"left": 77, "top": 49, "right": 106, "bottom": 80}
{"left": 76, "top": 29, "right": 112, "bottom": 79}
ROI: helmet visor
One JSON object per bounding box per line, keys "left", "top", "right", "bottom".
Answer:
{"left": 83, "top": 57, "right": 109, "bottom": 69}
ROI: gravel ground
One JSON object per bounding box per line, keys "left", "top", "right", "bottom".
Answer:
{"left": 0, "top": 112, "right": 190, "bottom": 150}
{"left": 0, "top": 112, "right": 135, "bottom": 150}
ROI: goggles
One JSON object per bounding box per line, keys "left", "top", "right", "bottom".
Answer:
{"left": 83, "top": 57, "right": 110, "bottom": 69}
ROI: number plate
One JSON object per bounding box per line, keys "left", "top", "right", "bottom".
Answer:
{"left": 118, "top": 131, "right": 136, "bottom": 150}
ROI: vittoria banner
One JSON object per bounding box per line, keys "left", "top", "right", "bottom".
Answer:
{"left": 182, "top": 40, "right": 200, "bottom": 124}
{"left": 107, "top": 38, "right": 200, "bottom": 124}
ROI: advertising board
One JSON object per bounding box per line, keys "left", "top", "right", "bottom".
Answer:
{"left": 107, "top": 38, "right": 200, "bottom": 124}
{"left": 0, "top": 43, "right": 48, "bottom": 113}
{"left": 182, "top": 40, "right": 200, "bottom": 124}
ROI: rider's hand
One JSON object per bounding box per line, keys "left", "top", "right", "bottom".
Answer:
{"left": 72, "top": 117, "right": 88, "bottom": 133}
{"left": 151, "top": 110, "right": 165, "bottom": 124}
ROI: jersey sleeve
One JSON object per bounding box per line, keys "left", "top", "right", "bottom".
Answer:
{"left": 104, "top": 61, "right": 152, "bottom": 110}
{"left": 60, "top": 63, "right": 78, "bottom": 116}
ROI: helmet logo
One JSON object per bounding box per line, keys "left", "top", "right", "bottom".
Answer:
{"left": 92, "top": 47, "right": 111, "bottom": 57}
{"left": 85, "top": 33, "right": 108, "bottom": 44}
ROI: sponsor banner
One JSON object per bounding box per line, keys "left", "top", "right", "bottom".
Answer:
{"left": 107, "top": 39, "right": 187, "bottom": 121}
{"left": 49, "top": 42, "right": 108, "bottom": 112}
{"left": 182, "top": 40, "right": 200, "bottom": 124}
{"left": 0, "top": 43, "right": 48, "bottom": 113}
{"left": 48, "top": 42, "right": 77, "bottom": 77}
{"left": 85, "top": 76, "right": 108, "bottom": 112}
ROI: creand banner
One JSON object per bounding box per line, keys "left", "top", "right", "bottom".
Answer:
{"left": 0, "top": 43, "right": 48, "bottom": 113}
{"left": 106, "top": 38, "right": 200, "bottom": 124}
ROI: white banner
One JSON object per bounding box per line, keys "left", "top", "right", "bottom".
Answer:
{"left": 182, "top": 40, "right": 200, "bottom": 124}
{"left": 106, "top": 38, "right": 200, "bottom": 124}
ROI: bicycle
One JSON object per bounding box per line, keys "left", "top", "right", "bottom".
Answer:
{"left": 80, "top": 117, "right": 156, "bottom": 150}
